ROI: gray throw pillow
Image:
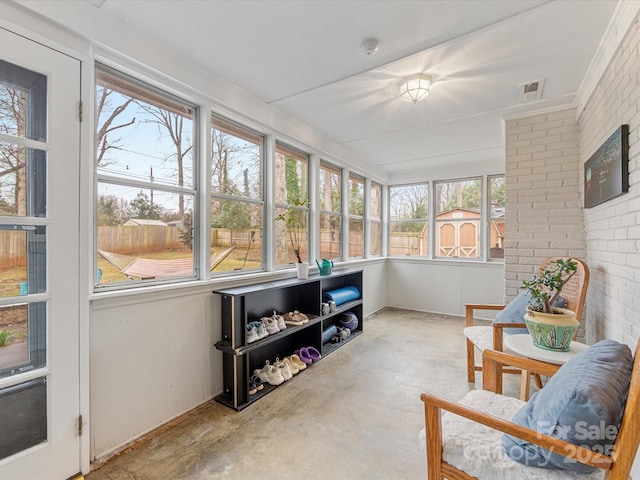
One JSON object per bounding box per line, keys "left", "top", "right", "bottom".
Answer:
{"left": 502, "top": 339, "right": 633, "bottom": 473}
{"left": 492, "top": 290, "right": 530, "bottom": 335}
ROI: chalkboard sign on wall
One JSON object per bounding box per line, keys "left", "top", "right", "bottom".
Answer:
{"left": 584, "top": 125, "right": 629, "bottom": 208}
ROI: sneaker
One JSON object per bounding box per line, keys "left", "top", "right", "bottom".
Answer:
{"left": 261, "top": 316, "right": 280, "bottom": 335}
{"left": 274, "top": 357, "right": 293, "bottom": 381}
{"left": 253, "top": 321, "right": 269, "bottom": 339}
{"left": 257, "top": 361, "right": 284, "bottom": 386}
{"left": 273, "top": 311, "right": 287, "bottom": 331}
{"left": 288, "top": 354, "right": 307, "bottom": 371}
{"left": 246, "top": 324, "right": 259, "bottom": 344}
{"left": 249, "top": 374, "right": 264, "bottom": 394}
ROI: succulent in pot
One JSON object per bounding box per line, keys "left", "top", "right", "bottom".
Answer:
{"left": 521, "top": 258, "right": 579, "bottom": 351}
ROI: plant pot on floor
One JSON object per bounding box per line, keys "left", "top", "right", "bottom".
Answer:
{"left": 524, "top": 307, "right": 578, "bottom": 352}
{"left": 295, "top": 262, "right": 309, "bottom": 279}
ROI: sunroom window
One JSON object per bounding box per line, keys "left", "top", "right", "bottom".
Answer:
{"left": 319, "top": 162, "right": 341, "bottom": 260}
{"left": 370, "top": 182, "right": 382, "bottom": 257}
{"left": 389, "top": 183, "right": 429, "bottom": 256}
{"left": 95, "top": 64, "right": 197, "bottom": 288}
{"left": 210, "top": 115, "right": 264, "bottom": 274}
{"left": 435, "top": 178, "right": 481, "bottom": 259}
{"left": 348, "top": 174, "right": 364, "bottom": 258}
{"left": 274, "top": 143, "right": 308, "bottom": 267}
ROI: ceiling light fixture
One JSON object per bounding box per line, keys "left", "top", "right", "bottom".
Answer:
{"left": 399, "top": 74, "right": 431, "bottom": 103}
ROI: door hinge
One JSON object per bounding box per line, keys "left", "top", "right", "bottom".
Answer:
{"left": 77, "top": 414, "right": 84, "bottom": 436}
{"left": 79, "top": 101, "right": 83, "bottom": 122}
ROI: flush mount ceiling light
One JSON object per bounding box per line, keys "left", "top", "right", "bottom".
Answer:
{"left": 399, "top": 74, "right": 431, "bottom": 103}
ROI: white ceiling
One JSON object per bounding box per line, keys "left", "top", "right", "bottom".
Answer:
{"left": 50, "top": 1, "right": 621, "bottom": 176}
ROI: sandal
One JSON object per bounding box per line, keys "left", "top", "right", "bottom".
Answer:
{"left": 284, "top": 310, "right": 306, "bottom": 326}
{"left": 294, "top": 347, "right": 313, "bottom": 364}
{"left": 306, "top": 346, "right": 322, "bottom": 362}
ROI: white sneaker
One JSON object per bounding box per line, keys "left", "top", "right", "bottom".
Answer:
{"left": 262, "top": 316, "right": 280, "bottom": 335}
{"left": 274, "top": 357, "right": 293, "bottom": 381}
{"left": 273, "top": 311, "right": 287, "bottom": 331}
{"left": 255, "top": 361, "right": 284, "bottom": 386}
{"left": 253, "top": 321, "right": 269, "bottom": 339}
{"left": 246, "top": 324, "right": 259, "bottom": 344}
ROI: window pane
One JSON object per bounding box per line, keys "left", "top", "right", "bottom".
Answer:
{"left": 211, "top": 116, "right": 262, "bottom": 199}
{"left": 0, "top": 377, "right": 47, "bottom": 460}
{"left": 349, "top": 175, "right": 364, "bottom": 217}
{"left": 96, "top": 183, "right": 195, "bottom": 284}
{"left": 371, "top": 182, "right": 382, "bottom": 220}
{"left": 371, "top": 220, "right": 382, "bottom": 256}
{"left": 0, "top": 144, "right": 46, "bottom": 218}
{"left": 96, "top": 66, "right": 194, "bottom": 189}
{"left": 349, "top": 217, "right": 364, "bottom": 258}
{"left": 319, "top": 163, "right": 341, "bottom": 212}
{"left": 0, "top": 302, "right": 46, "bottom": 379}
{"left": 0, "top": 227, "right": 46, "bottom": 298}
{"left": 211, "top": 198, "right": 263, "bottom": 273}
{"left": 274, "top": 144, "right": 307, "bottom": 205}
{"left": 275, "top": 206, "right": 307, "bottom": 265}
{"left": 319, "top": 212, "right": 341, "bottom": 259}
{"left": 389, "top": 221, "right": 427, "bottom": 256}
{"left": 0, "top": 60, "right": 46, "bottom": 142}
{"left": 435, "top": 179, "right": 481, "bottom": 259}
{"left": 489, "top": 175, "right": 505, "bottom": 260}
{"left": 435, "top": 179, "right": 481, "bottom": 214}
{"left": 389, "top": 184, "right": 428, "bottom": 257}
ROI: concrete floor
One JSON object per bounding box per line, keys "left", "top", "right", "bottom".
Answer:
{"left": 86, "top": 308, "right": 522, "bottom": 480}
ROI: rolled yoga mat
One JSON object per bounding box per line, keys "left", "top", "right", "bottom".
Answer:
{"left": 323, "top": 286, "right": 360, "bottom": 306}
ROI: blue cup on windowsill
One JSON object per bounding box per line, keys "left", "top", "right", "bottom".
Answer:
{"left": 19, "top": 281, "right": 27, "bottom": 296}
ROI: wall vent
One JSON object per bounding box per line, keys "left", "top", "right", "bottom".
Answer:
{"left": 518, "top": 78, "right": 544, "bottom": 103}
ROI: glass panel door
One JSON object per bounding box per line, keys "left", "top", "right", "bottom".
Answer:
{"left": 0, "top": 27, "right": 81, "bottom": 478}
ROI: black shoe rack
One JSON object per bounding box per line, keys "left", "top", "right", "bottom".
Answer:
{"left": 213, "top": 269, "right": 363, "bottom": 410}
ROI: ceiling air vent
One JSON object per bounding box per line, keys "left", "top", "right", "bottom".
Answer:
{"left": 518, "top": 78, "right": 544, "bottom": 104}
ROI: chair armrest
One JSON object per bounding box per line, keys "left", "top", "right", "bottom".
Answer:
{"left": 491, "top": 322, "right": 527, "bottom": 351}
{"left": 482, "top": 349, "right": 561, "bottom": 394}
{"left": 420, "top": 392, "right": 612, "bottom": 472}
{"left": 465, "top": 303, "right": 505, "bottom": 327}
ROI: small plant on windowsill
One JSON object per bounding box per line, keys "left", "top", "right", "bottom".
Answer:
{"left": 521, "top": 258, "right": 579, "bottom": 351}
{"left": 275, "top": 196, "right": 309, "bottom": 278}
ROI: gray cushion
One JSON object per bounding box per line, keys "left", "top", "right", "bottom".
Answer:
{"left": 502, "top": 339, "right": 633, "bottom": 473}
{"left": 492, "top": 290, "right": 530, "bottom": 335}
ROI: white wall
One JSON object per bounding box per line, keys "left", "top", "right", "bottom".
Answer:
{"left": 385, "top": 259, "right": 504, "bottom": 317}
{"left": 579, "top": 5, "right": 640, "bottom": 348}
{"left": 89, "top": 262, "right": 386, "bottom": 459}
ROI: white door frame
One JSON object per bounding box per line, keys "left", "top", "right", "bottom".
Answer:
{"left": 0, "top": 26, "right": 83, "bottom": 479}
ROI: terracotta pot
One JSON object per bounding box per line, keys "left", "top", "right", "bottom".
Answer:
{"left": 523, "top": 307, "right": 578, "bottom": 352}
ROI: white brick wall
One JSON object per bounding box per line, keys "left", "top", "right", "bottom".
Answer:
{"left": 504, "top": 108, "right": 587, "bottom": 303}
{"left": 579, "top": 16, "right": 640, "bottom": 352}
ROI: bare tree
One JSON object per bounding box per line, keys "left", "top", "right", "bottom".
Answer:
{"left": 95, "top": 86, "right": 135, "bottom": 167}
{"left": 0, "top": 86, "right": 26, "bottom": 215}
{"left": 138, "top": 104, "right": 192, "bottom": 216}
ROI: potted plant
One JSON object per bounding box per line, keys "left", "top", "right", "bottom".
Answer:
{"left": 521, "top": 258, "right": 579, "bottom": 351}
{"left": 275, "top": 196, "right": 309, "bottom": 279}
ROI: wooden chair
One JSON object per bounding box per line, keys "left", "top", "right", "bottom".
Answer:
{"left": 421, "top": 340, "right": 640, "bottom": 479}
{"left": 464, "top": 256, "right": 589, "bottom": 383}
